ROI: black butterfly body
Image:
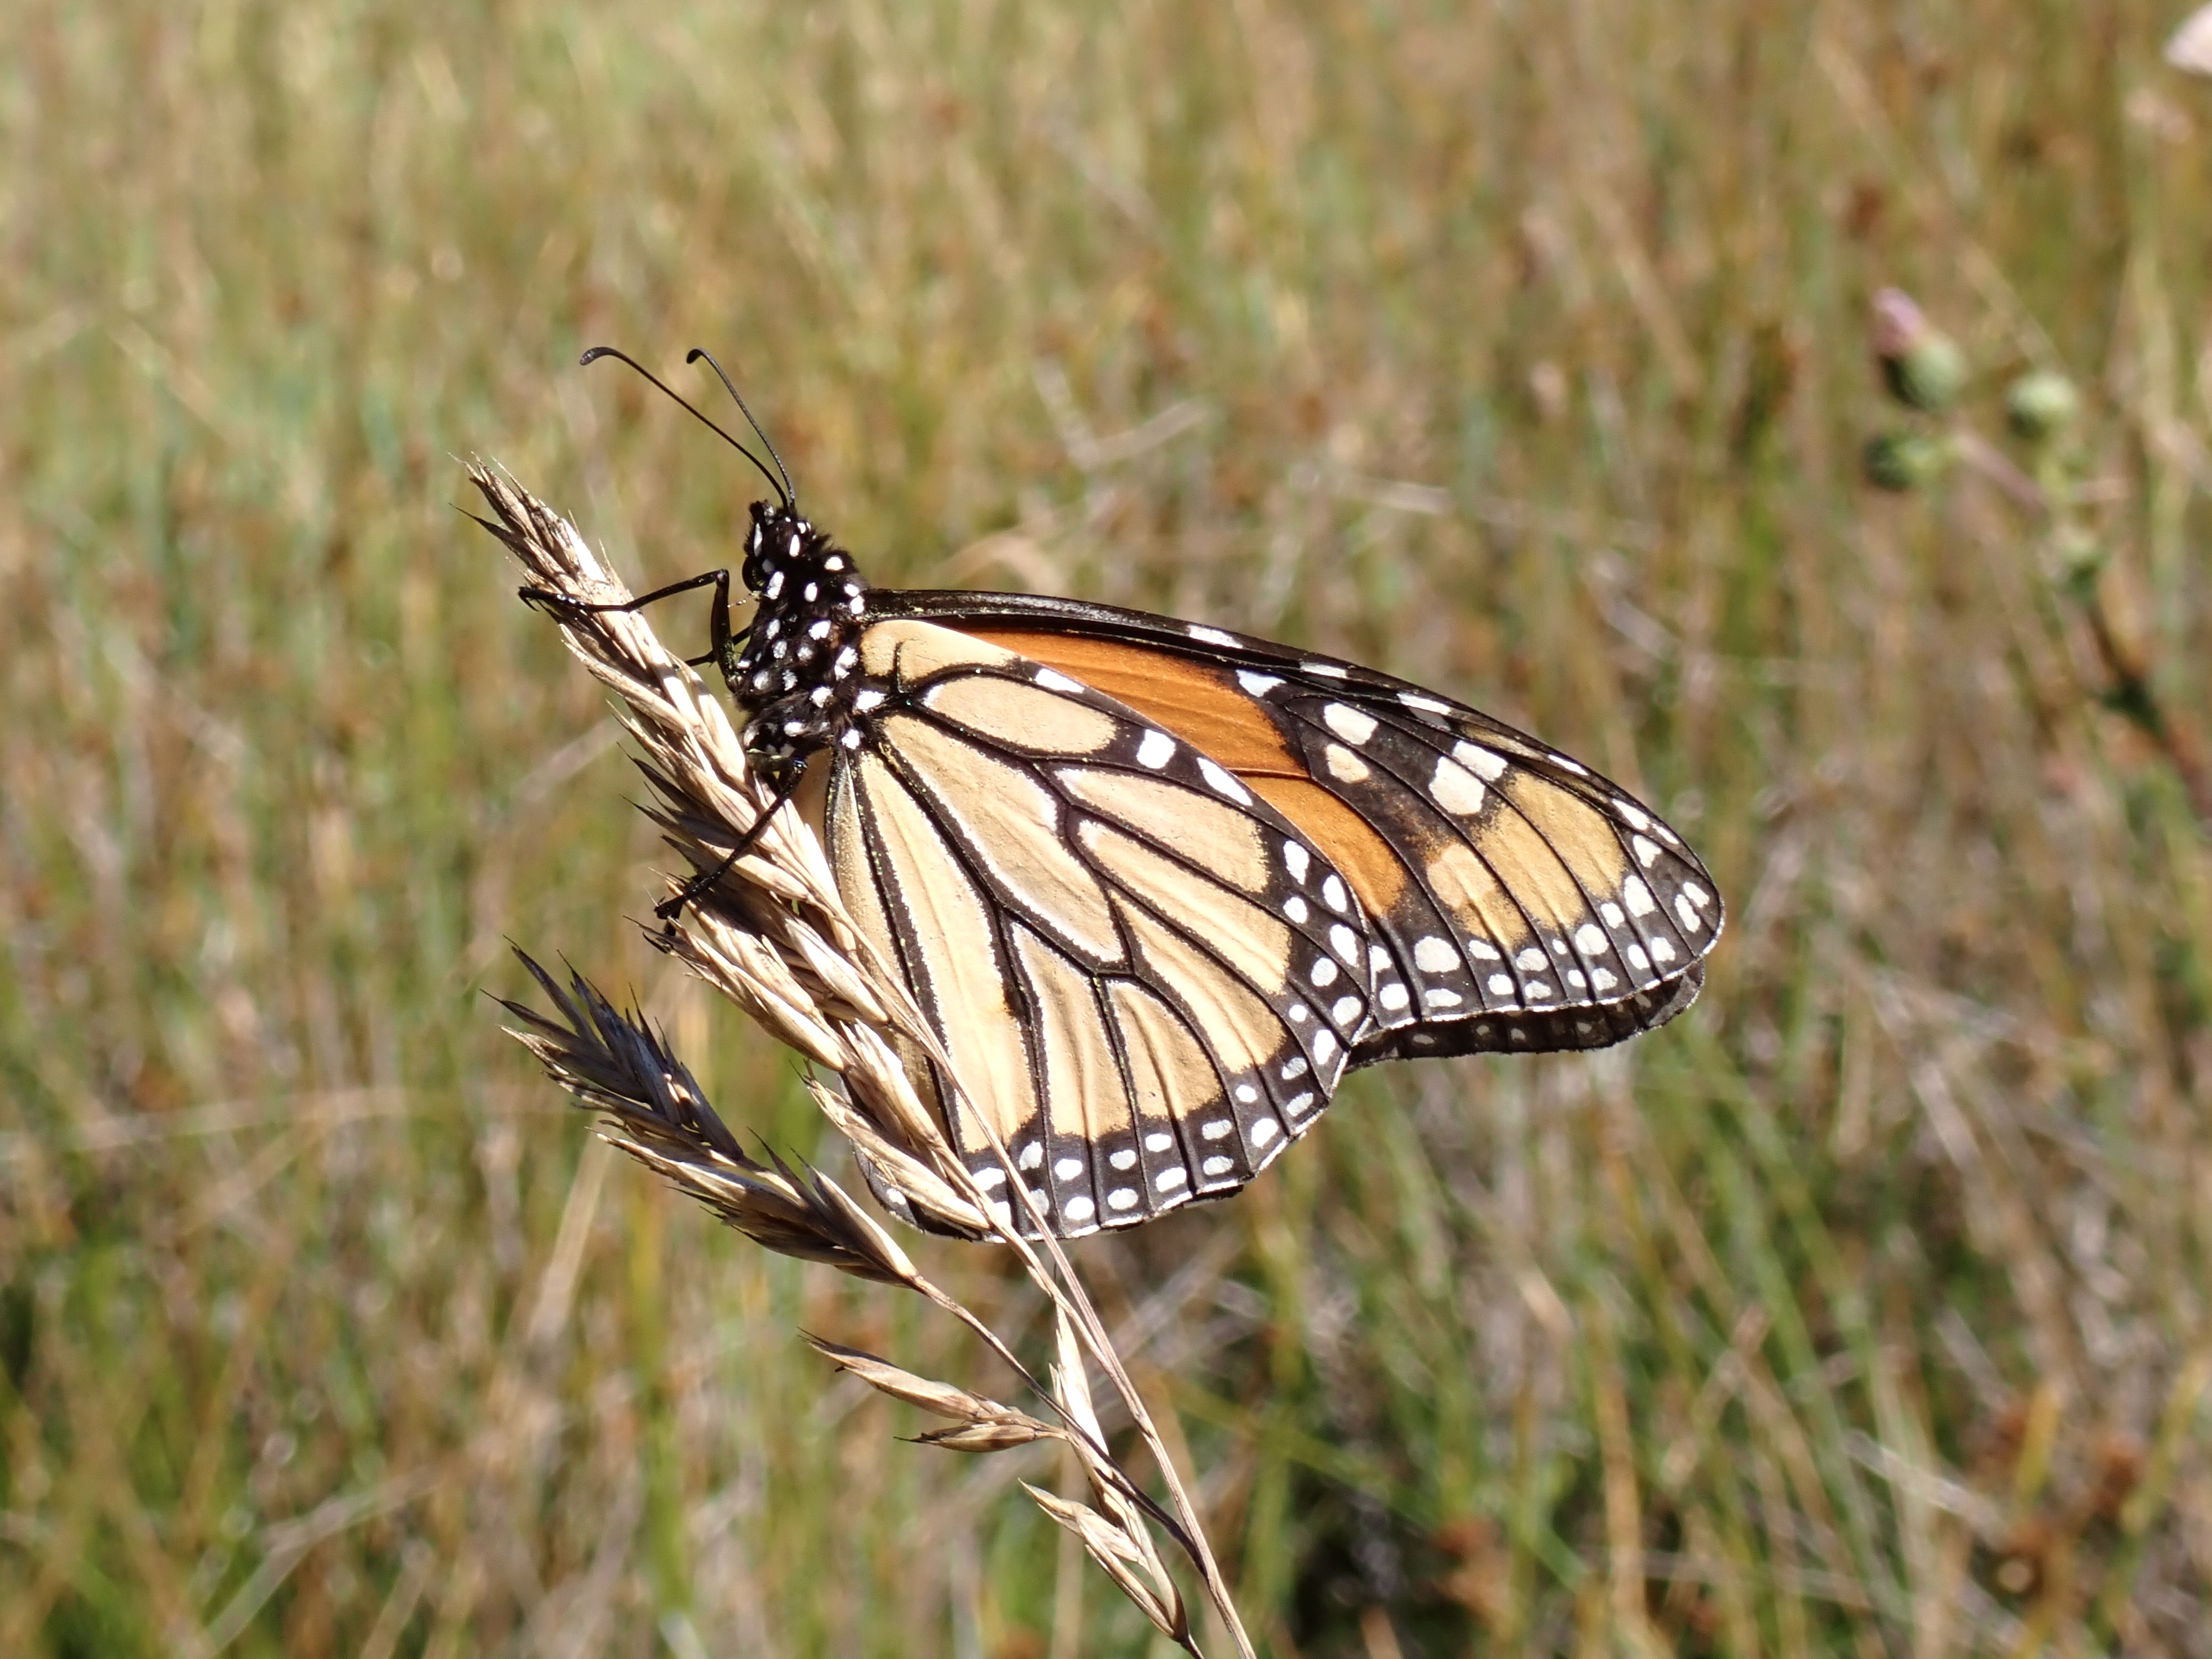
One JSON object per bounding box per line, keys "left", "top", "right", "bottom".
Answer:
{"left": 709, "top": 500, "right": 1722, "bottom": 1241}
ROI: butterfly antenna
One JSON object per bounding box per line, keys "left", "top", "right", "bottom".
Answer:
{"left": 578, "top": 346, "right": 790, "bottom": 506}
{"left": 686, "top": 348, "right": 797, "bottom": 513}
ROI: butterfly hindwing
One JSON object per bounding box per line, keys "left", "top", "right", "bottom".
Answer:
{"left": 810, "top": 618, "right": 1380, "bottom": 1238}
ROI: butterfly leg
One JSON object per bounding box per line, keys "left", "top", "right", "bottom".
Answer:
{"left": 519, "top": 569, "right": 748, "bottom": 667}
{"left": 653, "top": 761, "right": 808, "bottom": 925}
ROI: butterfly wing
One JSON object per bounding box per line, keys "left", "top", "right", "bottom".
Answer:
{"left": 871, "top": 591, "right": 1722, "bottom": 1066}
{"left": 804, "top": 617, "right": 1381, "bottom": 1238}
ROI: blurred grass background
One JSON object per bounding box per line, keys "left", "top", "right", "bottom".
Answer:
{"left": 5, "top": 0, "right": 2212, "bottom": 1653}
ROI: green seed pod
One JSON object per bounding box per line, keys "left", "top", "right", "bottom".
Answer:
{"left": 1863, "top": 430, "right": 1952, "bottom": 493}
{"left": 1871, "top": 288, "right": 1968, "bottom": 413}
{"left": 2005, "top": 371, "right": 2080, "bottom": 444}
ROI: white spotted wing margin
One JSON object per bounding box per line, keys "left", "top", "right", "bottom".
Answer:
{"left": 870, "top": 589, "right": 1724, "bottom": 1065}
{"left": 804, "top": 617, "right": 1382, "bottom": 1241}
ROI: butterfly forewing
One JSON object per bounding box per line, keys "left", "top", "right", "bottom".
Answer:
{"left": 811, "top": 618, "right": 1380, "bottom": 1238}
{"left": 877, "top": 592, "right": 1721, "bottom": 1070}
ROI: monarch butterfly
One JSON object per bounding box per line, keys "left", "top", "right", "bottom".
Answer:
{"left": 542, "top": 349, "right": 1723, "bottom": 1240}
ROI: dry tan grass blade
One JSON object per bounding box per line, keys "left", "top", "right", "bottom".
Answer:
{"left": 472, "top": 462, "right": 1253, "bottom": 1659}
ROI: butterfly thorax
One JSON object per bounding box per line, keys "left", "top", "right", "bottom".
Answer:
{"left": 723, "top": 502, "right": 873, "bottom": 784}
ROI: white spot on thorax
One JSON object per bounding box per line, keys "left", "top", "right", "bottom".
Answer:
{"left": 766, "top": 571, "right": 785, "bottom": 599}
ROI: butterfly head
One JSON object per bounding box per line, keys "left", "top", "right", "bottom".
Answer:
{"left": 727, "top": 500, "right": 875, "bottom": 782}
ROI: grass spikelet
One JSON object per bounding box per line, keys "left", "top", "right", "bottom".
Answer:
{"left": 473, "top": 462, "right": 1252, "bottom": 1657}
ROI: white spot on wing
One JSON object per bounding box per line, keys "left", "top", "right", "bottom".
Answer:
{"left": 1156, "top": 1167, "right": 1187, "bottom": 1191}
{"left": 1249, "top": 1117, "right": 1280, "bottom": 1147}
{"left": 1062, "top": 1195, "right": 1095, "bottom": 1223}
{"left": 1430, "top": 753, "right": 1488, "bottom": 815}
{"left": 1632, "top": 834, "right": 1662, "bottom": 867}
{"left": 1201, "top": 1156, "right": 1235, "bottom": 1178}
{"left": 1379, "top": 983, "right": 1410, "bottom": 1011}
{"left": 1304, "top": 662, "right": 1349, "bottom": 679}
{"left": 1322, "top": 874, "right": 1349, "bottom": 913}
{"left": 1055, "top": 1156, "right": 1083, "bottom": 1181}
{"left": 1412, "top": 936, "right": 1459, "bottom": 972}
{"left": 1425, "top": 987, "right": 1463, "bottom": 1009}
{"left": 1467, "top": 938, "right": 1501, "bottom": 961}
{"left": 1488, "top": 973, "right": 1515, "bottom": 995}
{"left": 1284, "top": 895, "right": 1309, "bottom": 923}
{"left": 1400, "top": 692, "right": 1452, "bottom": 715}
{"left": 1199, "top": 758, "right": 1251, "bottom": 803}
{"left": 1109, "top": 1149, "right": 1138, "bottom": 1170}
{"left": 1309, "top": 958, "right": 1338, "bottom": 988}
{"left": 1454, "top": 740, "right": 1509, "bottom": 781}
{"left": 1136, "top": 730, "right": 1176, "bottom": 769}
{"left": 1515, "top": 948, "right": 1547, "bottom": 971}
{"left": 1188, "top": 624, "right": 1238, "bottom": 647}
{"left": 1623, "top": 877, "right": 1656, "bottom": 916}
{"left": 1284, "top": 842, "right": 1310, "bottom": 883}
{"left": 1035, "top": 667, "right": 1085, "bottom": 693}
{"left": 1574, "top": 923, "right": 1607, "bottom": 954}
{"left": 1145, "top": 1132, "right": 1173, "bottom": 1152}
{"left": 1330, "top": 995, "right": 1361, "bottom": 1025}
{"left": 1107, "top": 1188, "right": 1140, "bottom": 1211}
{"left": 1322, "top": 703, "right": 1378, "bottom": 744}
{"left": 1238, "top": 670, "right": 1284, "bottom": 696}
{"left": 1325, "top": 744, "right": 1370, "bottom": 782}
{"left": 1329, "top": 924, "right": 1359, "bottom": 962}
{"left": 1311, "top": 1030, "right": 1338, "bottom": 1066}
{"left": 1202, "top": 1119, "right": 1235, "bottom": 1140}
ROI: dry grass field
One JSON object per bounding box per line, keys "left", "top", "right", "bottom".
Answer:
{"left": 5, "top": 1, "right": 2212, "bottom": 1653}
